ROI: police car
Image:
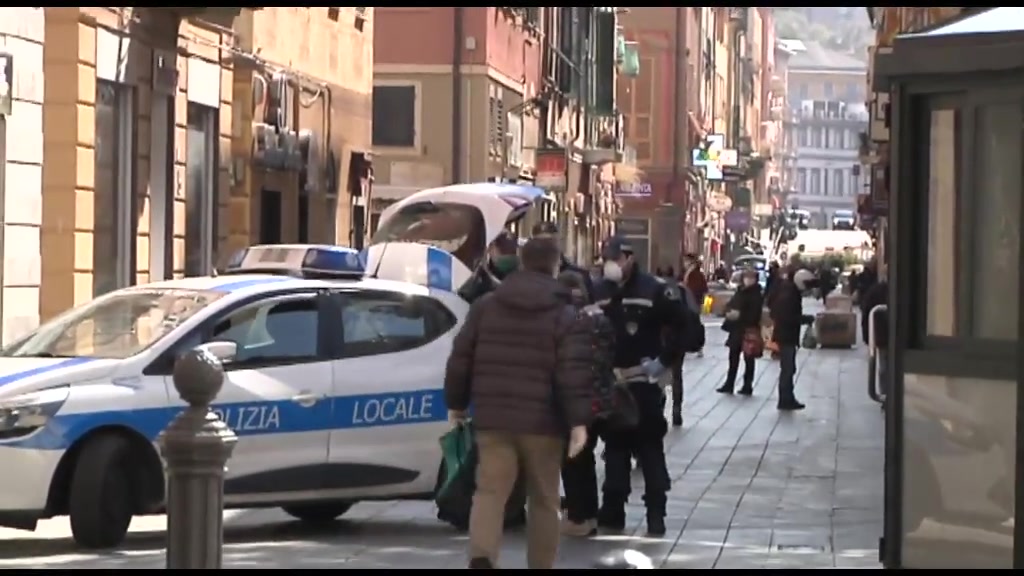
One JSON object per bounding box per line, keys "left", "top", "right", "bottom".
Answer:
{"left": 0, "top": 182, "right": 546, "bottom": 548}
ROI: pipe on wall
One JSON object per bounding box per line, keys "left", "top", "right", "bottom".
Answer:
{"left": 451, "top": 7, "right": 464, "bottom": 184}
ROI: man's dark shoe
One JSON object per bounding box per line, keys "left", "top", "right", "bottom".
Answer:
{"left": 646, "top": 514, "right": 666, "bottom": 537}
{"left": 716, "top": 384, "right": 734, "bottom": 394}
{"left": 778, "top": 400, "right": 806, "bottom": 411}
{"left": 671, "top": 408, "right": 683, "bottom": 427}
{"left": 738, "top": 385, "right": 753, "bottom": 396}
{"left": 597, "top": 506, "right": 626, "bottom": 531}
{"left": 469, "top": 557, "right": 494, "bottom": 569}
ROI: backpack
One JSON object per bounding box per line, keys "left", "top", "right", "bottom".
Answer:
{"left": 679, "top": 285, "right": 706, "bottom": 353}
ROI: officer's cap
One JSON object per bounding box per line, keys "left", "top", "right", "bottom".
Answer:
{"left": 601, "top": 236, "right": 634, "bottom": 260}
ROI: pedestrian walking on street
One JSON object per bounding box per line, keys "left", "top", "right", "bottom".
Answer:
{"left": 717, "top": 268, "right": 764, "bottom": 396}
{"left": 444, "top": 238, "right": 593, "bottom": 570}
{"left": 556, "top": 271, "right": 615, "bottom": 537}
{"left": 595, "top": 236, "right": 689, "bottom": 537}
{"left": 681, "top": 254, "right": 708, "bottom": 359}
{"left": 769, "top": 266, "right": 816, "bottom": 411}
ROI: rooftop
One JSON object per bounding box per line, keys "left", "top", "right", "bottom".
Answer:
{"left": 788, "top": 41, "right": 867, "bottom": 73}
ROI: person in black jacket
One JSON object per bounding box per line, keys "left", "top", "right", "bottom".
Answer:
{"left": 769, "top": 267, "right": 816, "bottom": 411}
{"left": 717, "top": 268, "right": 764, "bottom": 396}
{"left": 557, "top": 271, "right": 615, "bottom": 537}
{"left": 458, "top": 230, "right": 520, "bottom": 303}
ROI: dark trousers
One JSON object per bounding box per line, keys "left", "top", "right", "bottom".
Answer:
{"left": 725, "top": 345, "right": 756, "bottom": 389}
{"left": 670, "top": 354, "right": 684, "bottom": 411}
{"left": 602, "top": 382, "right": 670, "bottom": 516}
{"left": 561, "top": 429, "right": 599, "bottom": 522}
{"left": 778, "top": 344, "right": 798, "bottom": 403}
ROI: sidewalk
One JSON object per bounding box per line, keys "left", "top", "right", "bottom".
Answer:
{"left": 0, "top": 313, "right": 884, "bottom": 569}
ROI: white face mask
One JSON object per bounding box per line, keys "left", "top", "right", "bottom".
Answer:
{"left": 603, "top": 261, "right": 624, "bottom": 283}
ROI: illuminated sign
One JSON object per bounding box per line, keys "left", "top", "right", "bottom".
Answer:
{"left": 691, "top": 134, "right": 738, "bottom": 181}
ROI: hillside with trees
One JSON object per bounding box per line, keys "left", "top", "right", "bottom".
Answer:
{"left": 773, "top": 7, "right": 873, "bottom": 58}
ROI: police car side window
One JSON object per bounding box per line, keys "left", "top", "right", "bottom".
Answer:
{"left": 212, "top": 298, "right": 320, "bottom": 366}
{"left": 339, "top": 294, "right": 453, "bottom": 358}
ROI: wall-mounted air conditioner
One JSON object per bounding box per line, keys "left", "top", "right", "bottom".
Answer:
{"left": 252, "top": 122, "right": 281, "bottom": 167}
{"left": 279, "top": 130, "right": 303, "bottom": 171}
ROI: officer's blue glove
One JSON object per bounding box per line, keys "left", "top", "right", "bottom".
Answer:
{"left": 641, "top": 357, "right": 666, "bottom": 379}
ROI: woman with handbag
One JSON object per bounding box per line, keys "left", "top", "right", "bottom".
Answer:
{"left": 717, "top": 268, "right": 764, "bottom": 396}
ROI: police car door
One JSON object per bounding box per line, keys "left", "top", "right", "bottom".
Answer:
{"left": 325, "top": 289, "right": 453, "bottom": 497}
{"left": 166, "top": 290, "right": 333, "bottom": 500}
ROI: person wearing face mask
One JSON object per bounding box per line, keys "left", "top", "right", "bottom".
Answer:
{"left": 717, "top": 268, "right": 764, "bottom": 396}
{"left": 458, "top": 230, "right": 520, "bottom": 303}
{"left": 592, "top": 236, "right": 689, "bottom": 537}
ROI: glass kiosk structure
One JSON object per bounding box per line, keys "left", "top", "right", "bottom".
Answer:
{"left": 873, "top": 7, "right": 1024, "bottom": 569}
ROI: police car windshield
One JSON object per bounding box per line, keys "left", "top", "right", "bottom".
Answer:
{"left": 371, "top": 201, "right": 487, "bottom": 267}
{"left": 2, "top": 288, "right": 223, "bottom": 359}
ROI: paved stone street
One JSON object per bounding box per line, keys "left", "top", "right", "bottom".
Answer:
{"left": 0, "top": 307, "right": 884, "bottom": 569}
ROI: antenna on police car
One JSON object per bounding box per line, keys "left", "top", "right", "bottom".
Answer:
{"left": 368, "top": 242, "right": 390, "bottom": 279}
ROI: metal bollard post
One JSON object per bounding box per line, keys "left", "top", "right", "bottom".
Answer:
{"left": 158, "top": 346, "right": 238, "bottom": 569}
{"left": 867, "top": 304, "right": 888, "bottom": 405}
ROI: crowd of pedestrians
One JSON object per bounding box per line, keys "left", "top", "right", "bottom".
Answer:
{"left": 442, "top": 225, "right": 834, "bottom": 568}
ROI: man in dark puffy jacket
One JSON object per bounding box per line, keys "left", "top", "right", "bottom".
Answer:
{"left": 444, "top": 238, "right": 593, "bottom": 569}
{"left": 532, "top": 221, "right": 595, "bottom": 303}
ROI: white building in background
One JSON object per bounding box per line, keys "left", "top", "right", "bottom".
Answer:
{"left": 784, "top": 41, "right": 869, "bottom": 227}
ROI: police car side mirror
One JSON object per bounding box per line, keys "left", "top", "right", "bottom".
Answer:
{"left": 198, "top": 341, "right": 238, "bottom": 363}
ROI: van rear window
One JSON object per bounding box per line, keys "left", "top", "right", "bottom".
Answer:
{"left": 371, "top": 201, "right": 487, "bottom": 267}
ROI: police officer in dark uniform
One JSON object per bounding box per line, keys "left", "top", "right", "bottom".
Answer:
{"left": 595, "top": 236, "right": 688, "bottom": 537}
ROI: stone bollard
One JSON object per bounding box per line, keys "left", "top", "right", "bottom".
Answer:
{"left": 158, "top": 346, "right": 238, "bottom": 569}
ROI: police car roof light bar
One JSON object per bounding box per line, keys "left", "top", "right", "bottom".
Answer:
{"left": 221, "top": 245, "right": 366, "bottom": 279}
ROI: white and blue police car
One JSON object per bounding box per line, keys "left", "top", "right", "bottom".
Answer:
{"left": 0, "top": 182, "right": 547, "bottom": 548}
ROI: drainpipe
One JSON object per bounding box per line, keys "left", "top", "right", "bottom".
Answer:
{"left": 671, "top": 8, "right": 689, "bottom": 262}
{"left": 451, "top": 8, "right": 464, "bottom": 184}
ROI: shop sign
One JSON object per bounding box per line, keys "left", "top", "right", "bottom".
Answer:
{"left": 707, "top": 192, "right": 732, "bottom": 212}
{"left": 615, "top": 181, "right": 652, "bottom": 197}
{"left": 724, "top": 210, "right": 751, "bottom": 233}
{"left": 536, "top": 149, "right": 566, "bottom": 190}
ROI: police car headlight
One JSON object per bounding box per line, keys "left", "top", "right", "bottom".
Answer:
{"left": 0, "top": 386, "right": 70, "bottom": 436}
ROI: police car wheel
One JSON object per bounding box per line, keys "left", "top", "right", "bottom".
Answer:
{"left": 68, "top": 435, "right": 135, "bottom": 549}
{"left": 282, "top": 502, "right": 354, "bottom": 524}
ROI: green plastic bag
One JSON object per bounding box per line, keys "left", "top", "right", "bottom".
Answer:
{"left": 437, "top": 420, "right": 476, "bottom": 503}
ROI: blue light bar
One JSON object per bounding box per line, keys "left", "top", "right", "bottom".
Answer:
{"left": 223, "top": 244, "right": 365, "bottom": 278}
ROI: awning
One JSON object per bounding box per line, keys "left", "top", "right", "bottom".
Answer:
{"left": 874, "top": 8, "right": 1024, "bottom": 88}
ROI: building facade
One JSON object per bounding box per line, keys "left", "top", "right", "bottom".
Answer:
{"left": 232, "top": 8, "right": 373, "bottom": 252}
{"left": 785, "top": 41, "right": 867, "bottom": 225}
{"left": 0, "top": 8, "right": 46, "bottom": 343}
{"left": 616, "top": 7, "right": 702, "bottom": 271}
{"left": 372, "top": 7, "right": 625, "bottom": 263}
{"left": 773, "top": 42, "right": 797, "bottom": 203}
{"left": 0, "top": 7, "right": 374, "bottom": 343}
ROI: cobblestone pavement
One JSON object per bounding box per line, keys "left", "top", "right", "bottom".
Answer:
{"left": 0, "top": 307, "right": 884, "bottom": 569}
